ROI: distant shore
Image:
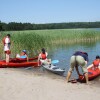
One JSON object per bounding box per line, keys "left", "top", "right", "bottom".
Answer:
{"left": 0, "top": 68, "right": 100, "bottom": 100}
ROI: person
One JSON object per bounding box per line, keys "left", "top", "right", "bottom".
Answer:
{"left": 87, "top": 55, "right": 100, "bottom": 70}
{"left": 2, "top": 34, "right": 11, "bottom": 63}
{"left": 66, "top": 51, "right": 89, "bottom": 84}
{"left": 38, "top": 48, "right": 51, "bottom": 66}
{"left": 16, "top": 50, "right": 28, "bottom": 61}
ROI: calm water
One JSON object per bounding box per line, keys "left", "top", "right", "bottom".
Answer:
{"left": 26, "top": 29, "right": 100, "bottom": 85}
{"left": 25, "top": 28, "right": 100, "bottom": 85}
{"left": 89, "top": 28, "right": 100, "bottom": 31}
{"left": 48, "top": 40, "right": 100, "bottom": 78}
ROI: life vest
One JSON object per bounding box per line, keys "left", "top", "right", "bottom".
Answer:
{"left": 93, "top": 59, "right": 100, "bottom": 67}
{"left": 41, "top": 53, "right": 47, "bottom": 60}
{"left": 20, "top": 52, "right": 27, "bottom": 58}
{"left": 20, "top": 55, "right": 27, "bottom": 58}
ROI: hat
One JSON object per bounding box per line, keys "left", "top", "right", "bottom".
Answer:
{"left": 22, "top": 50, "right": 26, "bottom": 53}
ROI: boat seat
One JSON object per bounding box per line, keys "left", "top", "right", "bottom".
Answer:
{"left": 52, "top": 66, "right": 59, "bottom": 69}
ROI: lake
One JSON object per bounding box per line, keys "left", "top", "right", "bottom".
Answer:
{"left": 89, "top": 28, "right": 100, "bottom": 31}
{"left": 48, "top": 40, "right": 100, "bottom": 78}
{"left": 24, "top": 28, "right": 100, "bottom": 85}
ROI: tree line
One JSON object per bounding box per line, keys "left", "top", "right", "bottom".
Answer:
{"left": 0, "top": 21, "right": 100, "bottom": 31}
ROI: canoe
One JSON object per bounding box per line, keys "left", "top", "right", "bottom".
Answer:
{"left": 78, "top": 66, "right": 100, "bottom": 82}
{"left": 10, "top": 56, "right": 38, "bottom": 63}
{"left": 0, "top": 60, "right": 38, "bottom": 68}
{"left": 42, "top": 64, "right": 65, "bottom": 75}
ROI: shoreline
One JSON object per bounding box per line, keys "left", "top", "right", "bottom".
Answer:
{"left": 0, "top": 68, "right": 100, "bottom": 100}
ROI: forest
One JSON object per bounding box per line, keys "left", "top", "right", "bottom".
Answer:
{"left": 0, "top": 21, "right": 100, "bottom": 31}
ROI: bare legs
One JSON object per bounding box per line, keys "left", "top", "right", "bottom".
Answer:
{"left": 84, "top": 72, "right": 89, "bottom": 84}
{"left": 6, "top": 54, "right": 10, "bottom": 63}
{"left": 66, "top": 71, "right": 89, "bottom": 84}
{"left": 66, "top": 71, "right": 72, "bottom": 82}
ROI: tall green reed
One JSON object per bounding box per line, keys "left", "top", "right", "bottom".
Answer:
{"left": 0, "top": 29, "right": 100, "bottom": 58}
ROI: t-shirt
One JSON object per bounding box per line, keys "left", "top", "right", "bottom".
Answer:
{"left": 73, "top": 51, "right": 88, "bottom": 62}
{"left": 5, "top": 37, "right": 10, "bottom": 44}
{"left": 3, "top": 37, "right": 11, "bottom": 51}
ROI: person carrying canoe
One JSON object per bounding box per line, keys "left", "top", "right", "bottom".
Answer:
{"left": 2, "top": 34, "right": 11, "bottom": 63}
{"left": 38, "top": 48, "right": 51, "bottom": 66}
{"left": 66, "top": 51, "right": 89, "bottom": 84}
{"left": 16, "top": 50, "right": 28, "bottom": 61}
{"left": 87, "top": 55, "right": 100, "bottom": 70}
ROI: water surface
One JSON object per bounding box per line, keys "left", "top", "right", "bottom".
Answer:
{"left": 48, "top": 41, "right": 100, "bottom": 78}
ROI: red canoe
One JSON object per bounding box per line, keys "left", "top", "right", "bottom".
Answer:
{"left": 78, "top": 66, "right": 100, "bottom": 82}
{"left": 10, "top": 56, "right": 38, "bottom": 63}
{"left": 0, "top": 60, "right": 38, "bottom": 68}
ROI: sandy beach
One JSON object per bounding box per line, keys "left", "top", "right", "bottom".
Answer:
{"left": 0, "top": 68, "right": 100, "bottom": 100}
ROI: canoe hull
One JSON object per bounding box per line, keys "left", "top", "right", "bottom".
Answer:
{"left": 0, "top": 61, "right": 38, "bottom": 68}
{"left": 78, "top": 67, "right": 100, "bottom": 82}
{"left": 10, "top": 57, "right": 38, "bottom": 63}
{"left": 43, "top": 64, "right": 65, "bottom": 75}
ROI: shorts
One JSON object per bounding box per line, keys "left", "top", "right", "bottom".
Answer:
{"left": 40, "top": 59, "right": 48, "bottom": 64}
{"left": 5, "top": 50, "right": 11, "bottom": 54}
{"left": 40, "top": 59, "right": 51, "bottom": 65}
{"left": 68, "top": 55, "right": 88, "bottom": 73}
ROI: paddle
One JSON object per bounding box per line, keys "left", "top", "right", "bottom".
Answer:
{"left": 51, "top": 60, "right": 59, "bottom": 64}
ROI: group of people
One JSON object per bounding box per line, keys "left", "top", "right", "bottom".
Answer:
{"left": 2, "top": 34, "right": 29, "bottom": 63}
{"left": 38, "top": 50, "right": 100, "bottom": 84}
{"left": 2, "top": 34, "right": 51, "bottom": 65}
{"left": 66, "top": 51, "right": 100, "bottom": 84}
{"left": 3, "top": 34, "right": 51, "bottom": 65}
{"left": 2, "top": 34, "right": 100, "bottom": 84}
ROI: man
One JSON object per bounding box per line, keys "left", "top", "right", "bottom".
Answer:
{"left": 66, "top": 51, "right": 89, "bottom": 84}
{"left": 3, "top": 34, "right": 11, "bottom": 63}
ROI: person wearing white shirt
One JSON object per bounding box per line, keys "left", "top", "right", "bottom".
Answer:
{"left": 3, "top": 34, "right": 11, "bottom": 63}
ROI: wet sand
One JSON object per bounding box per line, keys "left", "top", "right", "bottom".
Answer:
{"left": 0, "top": 68, "right": 100, "bottom": 100}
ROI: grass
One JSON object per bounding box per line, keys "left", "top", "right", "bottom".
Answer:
{"left": 0, "top": 29, "right": 100, "bottom": 58}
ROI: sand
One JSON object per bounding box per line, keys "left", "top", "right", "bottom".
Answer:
{"left": 0, "top": 68, "right": 100, "bottom": 100}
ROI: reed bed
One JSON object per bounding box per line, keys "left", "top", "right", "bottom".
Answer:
{"left": 0, "top": 29, "right": 100, "bottom": 58}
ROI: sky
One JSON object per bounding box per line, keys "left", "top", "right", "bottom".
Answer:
{"left": 0, "top": 0, "right": 100, "bottom": 24}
